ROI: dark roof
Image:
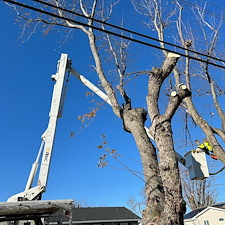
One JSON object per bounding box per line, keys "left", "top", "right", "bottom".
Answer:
{"left": 72, "top": 207, "right": 140, "bottom": 222}
{"left": 184, "top": 202, "right": 225, "bottom": 219}
{"left": 184, "top": 207, "right": 206, "bottom": 219}
{"left": 48, "top": 206, "right": 141, "bottom": 223}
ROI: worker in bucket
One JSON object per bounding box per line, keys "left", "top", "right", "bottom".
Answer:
{"left": 194, "top": 139, "right": 218, "bottom": 160}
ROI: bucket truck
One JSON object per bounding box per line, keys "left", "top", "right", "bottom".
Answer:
{"left": 7, "top": 53, "right": 209, "bottom": 203}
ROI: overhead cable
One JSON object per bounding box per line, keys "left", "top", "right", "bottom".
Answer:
{"left": 178, "top": 0, "right": 225, "bottom": 21}
{"left": 3, "top": 0, "right": 225, "bottom": 69}
{"left": 31, "top": 0, "right": 225, "bottom": 65}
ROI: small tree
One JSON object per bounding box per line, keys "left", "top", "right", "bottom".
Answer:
{"left": 181, "top": 170, "right": 217, "bottom": 210}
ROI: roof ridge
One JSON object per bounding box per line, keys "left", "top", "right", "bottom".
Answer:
{"left": 184, "top": 202, "right": 225, "bottom": 220}
{"left": 188, "top": 201, "right": 225, "bottom": 211}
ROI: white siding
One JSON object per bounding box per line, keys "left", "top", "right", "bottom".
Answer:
{"left": 184, "top": 208, "right": 225, "bottom": 225}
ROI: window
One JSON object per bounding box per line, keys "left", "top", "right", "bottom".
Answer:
{"left": 204, "top": 220, "right": 210, "bottom": 225}
{"left": 219, "top": 218, "right": 224, "bottom": 221}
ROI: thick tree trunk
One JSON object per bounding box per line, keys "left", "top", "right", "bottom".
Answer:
{"left": 145, "top": 54, "right": 187, "bottom": 224}
{"left": 152, "top": 118, "right": 186, "bottom": 225}
{"left": 121, "top": 106, "right": 165, "bottom": 225}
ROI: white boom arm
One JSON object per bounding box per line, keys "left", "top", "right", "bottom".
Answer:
{"left": 8, "top": 54, "right": 70, "bottom": 202}
{"left": 37, "top": 54, "right": 69, "bottom": 189}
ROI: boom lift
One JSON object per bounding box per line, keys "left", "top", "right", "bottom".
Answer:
{"left": 8, "top": 53, "right": 209, "bottom": 202}
{"left": 8, "top": 54, "right": 70, "bottom": 202}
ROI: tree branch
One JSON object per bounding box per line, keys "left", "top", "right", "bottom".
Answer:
{"left": 147, "top": 53, "right": 180, "bottom": 121}
{"left": 164, "top": 84, "right": 191, "bottom": 119}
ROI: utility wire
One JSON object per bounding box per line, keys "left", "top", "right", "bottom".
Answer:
{"left": 178, "top": 0, "right": 225, "bottom": 21}
{"left": 3, "top": 0, "right": 225, "bottom": 69}
{"left": 31, "top": 0, "right": 225, "bottom": 65}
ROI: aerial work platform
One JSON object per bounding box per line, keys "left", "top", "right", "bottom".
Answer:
{"left": 184, "top": 151, "right": 209, "bottom": 180}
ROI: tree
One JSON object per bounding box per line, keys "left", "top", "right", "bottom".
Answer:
{"left": 131, "top": 0, "right": 225, "bottom": 221}
{"left": 126, "top": 170, "right": 217, "bottom": 214}
{"left": 126, "top": 190, "right": 146, "bottom": 217}
{"left": 181, "top": 170, "right": 217, "bottom": 210}
{"left": 6, "top": 0, "right": 225, "bottom": 224}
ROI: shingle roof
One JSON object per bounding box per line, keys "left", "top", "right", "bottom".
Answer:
{"left": 184, "top": 202, "right": 225, "bottom": 219}
{"left": 184, "top": 207, "right": 206, "bottom": 219}
{"left": 47, "top": 206, "right": 141, "bottom": 224}
{"left": 71, "top": 207, "right": 141, "bottom": 222}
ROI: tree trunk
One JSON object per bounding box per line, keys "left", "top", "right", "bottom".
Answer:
{"left": 153, "top": 118, "right": 186, "bottom": 225}
{"left": 121, "top": 105, "right": 165, "bottom": 225}
{"left": 145, "top": 54, "right": 187, "bottom": 224}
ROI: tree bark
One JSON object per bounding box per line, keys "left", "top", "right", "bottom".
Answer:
{"left": 121, "top": 105, "right": 165, "bottom": 225}
{"left": 153, "top": 118, "right": 186, "bottom": 224}
{"left": 146, "top": 54, "right": 188, "bottom": 224}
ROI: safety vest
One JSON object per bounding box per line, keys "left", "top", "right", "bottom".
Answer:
{"left": 198, "top": 142, "right": 212, "bottom": 151}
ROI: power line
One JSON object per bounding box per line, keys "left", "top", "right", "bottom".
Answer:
{"left": 178, "top": 0, "right": 225, "bottom": 21}
{"left": 3, "top": 0, "right": 225, "bottom": 69}
{"left": 31, "top": 0, "right": 225, "bottom": 65}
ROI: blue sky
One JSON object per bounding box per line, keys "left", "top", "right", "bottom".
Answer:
{"left": 1, "top": 0, "right": 225, "bottom": 212}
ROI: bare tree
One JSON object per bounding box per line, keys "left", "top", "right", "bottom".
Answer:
{"left": 127, "top": 170, "right": 217, "bottom": 213}
{"left": 6, "top": 0, "right": 225, "bottom": 224}
{"left": 127, "top": 191, "right": 146, "bottom": 217}
{"left": 181, "top": 170, "right": 217, "bottom": 210}
{"left": 131, "top": 0, "right": 225, "bottom": 221}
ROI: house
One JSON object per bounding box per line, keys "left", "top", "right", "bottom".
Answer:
{"left": 45, "top": 206, "right": 141, "bottom": 225}
{"left": 184, "top": 202, "right": 225, "bottom": 225}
